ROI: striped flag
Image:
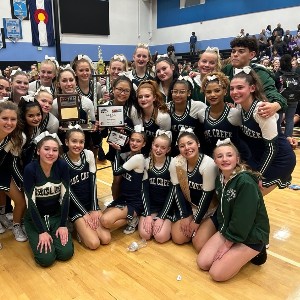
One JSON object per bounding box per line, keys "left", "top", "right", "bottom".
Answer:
{"left": 27, "top": 0, "right": 55, "bottom": 46}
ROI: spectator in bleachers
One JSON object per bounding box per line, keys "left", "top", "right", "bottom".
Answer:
{"left": 273, "top": 23, "right": 284, "bottom": 37}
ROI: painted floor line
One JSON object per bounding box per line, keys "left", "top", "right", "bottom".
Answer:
{"left": 97, "top": 179, "right": 112, "bottom": 187}
{"left": 267, "top": 250, "right": 300, "bottom": 268}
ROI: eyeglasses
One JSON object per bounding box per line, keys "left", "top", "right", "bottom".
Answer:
{"left": 171, "top": 90, "right": 187, "bottom": 95}
{"left": 115, "top": 87, "right": 131, "bottom": 94}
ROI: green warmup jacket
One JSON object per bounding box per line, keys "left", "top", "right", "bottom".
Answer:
{"left": 222, "top": 63, "right": 287, "bottom": 111}
{"left": 215, "top": 170, "right": 270, "bottom": 245}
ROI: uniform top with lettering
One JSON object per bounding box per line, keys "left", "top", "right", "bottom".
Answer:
{"left": 168, "top": 99, "right": 206, "bottom": 155}
{"left": 62, "top": 149, "right": 98, "bottom": 216}
{"left": 142, "top": 156, "right": 173, "bottom": 215}
{"left": 239, "top": 100, "right": 296, "bottom": 187}
{"left": 24, "top": 159, "right": 70, "bottom": 234}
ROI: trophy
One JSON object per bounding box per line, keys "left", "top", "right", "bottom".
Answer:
{"left": 97, "top": 46, "right": 106, "bottom": 75}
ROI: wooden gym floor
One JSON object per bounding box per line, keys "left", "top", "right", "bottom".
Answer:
{"left": 0, "top": 142, "right": 299, "bottom": 300}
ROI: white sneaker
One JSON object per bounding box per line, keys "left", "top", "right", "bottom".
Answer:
{"left": 0, "top": 222, "right": 5, "bottom": 234}
{"left": 0, "top": 214, "right": 13, "bottom": 230}
{"left": 12, "top": 224, "right": 27, "bottom": 242}
{"left": 123, "top": 217, "right": 139, "bottom": 235}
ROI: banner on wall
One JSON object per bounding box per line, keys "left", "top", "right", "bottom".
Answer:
{"left": 3, "top": 18, "right": 22, "bottom": 43}
{"left": 27, "top": 0, "right": 55, "bottom": 46}
{"left": 12, "top": 0, "right": 28, "bottom": 20}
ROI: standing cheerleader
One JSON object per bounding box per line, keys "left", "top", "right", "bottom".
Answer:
{"left": 200, "top": 72, "right": 250, "bottom": 159}
{"left": 126, "top": 43, "right": 154, "bottom": 88}
{"left": 35, "top": 86, "right": 59, "bottom": 134}
{"left": 24, "top": 132, "right": 74, "bottom": 267}
{"left": 138, "top": 130, "right": 174, "bottom": 243}
{"left": 168, "top": 79, "right": 206, "bottom": 156}
{"left": 132, "top": 80, "right": 171, "bottom": 156}
{"left": 155, "top": 56, "right": 179, "bottom": 102}
{"left": 100, "top": 126, "right": 146, "bottom": 234}
{"left": 18, "top": 96, "right": 43, "bottom": 167}
{"left": 102, "top": 54, "right": 129, "bottom": 101}
{"left": 197, "top": 139, "right": 269, "bottom": 282}
{"left": 63, "top": 126, "right": 111, "bottom": 249}
{"left": 28, "top": 56, "right": 58, "bottom": 96}
{"left": 190, "top": 47, "right": 221, "bottom": 103}
{"left": 104, "top": 75, "right": 137, "bottom": 200}
{"left": 230, "top": 67, "right": 296, "bottom": 195}
{"left": 9, "top": 70, "right": 29, "bottom": 104}
{"left": 0, "top": 102, "right": 27, "bottom": 242}
{"left": 171, "top": 130, "right": 218, "bottom": 249}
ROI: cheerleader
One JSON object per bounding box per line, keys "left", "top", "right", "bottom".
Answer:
{"left": 51, "top": 67, "right": 96, "bottom": 151}
{"left": 168, "top": 79, "right": 206, "bottom": 156}
{"left": 0, "top": 101, "right": 27, "bottom": 242}
{"left": 100, "top": 125, "right": 147, "bottom": 235}
{"left": 230, "top": 67, "right": 296, "bottom": 195}
{"left": 104, "top": 75, "right": 137, "bottom": 200}
{"left": 62, "top": 126, "right": 111, "bottom": 249}
{"left": 189, "top": 47, "right": 221, "bottom": 103}
{"left": 131, "top": 80, "right": 171, "bottom": 156}
{"left": 0, "top": 76, "right": 10, "bottom": 101}
{"left": 24, "top": 132, "right": 74, "bottom": 267}
{"left": 154, "top": 56, "right": 179, "bottom": 102}
{"left": 18, "top": 96, "right": 43, "bottom": 167}
{"left": 35, "top": 86, "right": 59, "bottom": 134}
{"left": 126, "top": 43, "right": 154, "bottom": 88}
{"left": 9, "top": 70, "right": 29, "bottom": 104}
{"left": 171, "top": 130, "right": 218, "bottom": 249}
{"left": 197, "top": 139, "right": 269, "bottom": 282}
{"left": 138, "top": 130, "right": 174, "bottom": 243}
{"left": 200, "top": 72, "right": 250, "bottom": 159}
{"left": 28, "top": 56, "right": 58, "bottom": 96}
{"left": 102, "top": 54, "right": 129, "bottom": 101}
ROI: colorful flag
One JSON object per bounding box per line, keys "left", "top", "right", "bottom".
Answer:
{"left": 27, "top": 0, "right": 55, "bottom": 46}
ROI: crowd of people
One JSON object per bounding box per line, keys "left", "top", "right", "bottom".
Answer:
{"left": 0, "top": 29, "right": 298, "bottom": 281}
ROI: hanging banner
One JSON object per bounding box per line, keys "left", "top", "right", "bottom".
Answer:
{"left": 3, "top": 18, "right": 22, "bottom": 43}
{"left": 27, "top": 0, "right": 55, "bottom": 47}
{"left": 12, "top": 0, "right": 28, "bottom": 21}
{"left": 0, "top": 30, "right": 3, "bottom": 49}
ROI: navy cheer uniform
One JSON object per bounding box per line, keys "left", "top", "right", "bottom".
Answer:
{"left": 240, "top": 100, "right": 296, "bottom": 188}
{"left": 107, "top": 151, "right": 146, "bottom": 220}
{"left": 63, "top": 149, "right": 99, "bottom": 222}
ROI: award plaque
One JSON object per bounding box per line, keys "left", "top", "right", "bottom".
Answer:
{"left": 57, "top": 94, "right": 80, "bottom": 122}
{"left": 98, "top": 105, "right": 124, "bottom": 127}
{"left": 107, "top": 130, "right": 128, "bottom": 147}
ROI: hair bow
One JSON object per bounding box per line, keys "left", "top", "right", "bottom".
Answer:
{"left": 134, "top": 124, "right": 144, "bottom": 133}
{"left": 178, "top": 75, "right": 195, "bottom": 88}
{"left": 21, "top": 95, "right": 35, "bottom": 102}
{"left": 216, "top": 138, "right": 232, "bottom": 147}
{"left": 155, "top": 129, "right": 172, "bottom": 141}
{"left": 176, "top": 127, "right": 194, "bottom": 145}
{"left": 59, "top": 64, "right": 74, "bottom": 72}
{"left": 157, "top": 54, "right": 169, "bottom": 59}
{"left": 68, "top": 124, "right": 83, "bottom": 130}
{"left": 45, "top": 55, "right": 59, "bottom": 69}
{"left": 34, "top": 131, "right": 62, "bottom": 145}
{"left": 205, "top": 46, "right": 220, "bottom": 55}
{"left": 77, "top": 54, "right": 93, "bottom": 65}
{"left": 34, "top": 86, "right": 52, "bottom": 96}
{"left": 233, "top": 66, "right": 252, "bottom": 76}
{"left": 137, "top": 43, "right": 149, "bottom": 48}
{"left": 206, "top": 75, "right": 218, "bottom": 81}
{"left": 10, "top": 68, "right": 23, "bottom": 77}
{"left": 113, "top": 54, "right": 126, "bottom": 62}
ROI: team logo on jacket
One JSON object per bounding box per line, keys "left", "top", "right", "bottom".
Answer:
{"left": 225, "top": 188, "right": 236, "bottom": 202}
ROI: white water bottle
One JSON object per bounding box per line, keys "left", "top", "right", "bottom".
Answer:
{"left": 127, "top": 239, "right": 147, "bottom": 252}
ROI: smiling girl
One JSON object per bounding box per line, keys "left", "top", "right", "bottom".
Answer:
{"left": 9, "top": 70, "right": 29, "bottom": 105}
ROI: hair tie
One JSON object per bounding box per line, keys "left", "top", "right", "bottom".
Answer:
{"left": 10, "top": 68, "right": 22, "bottom": 77}
{"left": 178, "top": 75, "right": 195, "bottom": 89}
{"left": 113, "top": 54, "right": 126, "bottom": 62}
{"left": 205, "top": 46, "right": 220, "bottom": 56}
{"left": 216, "top": 138, "right": 232, "bottom": 147}
{"left": 157, "top": 54, "right": 169, "bottom": 59}
{"left": 34, "top": 86, "right": 52, "bottom": 96}
{"left": 34, "top": 131, "right": 62, "bottom": 145}
{"left": 233, "top": 66, "right": 252, "bottom": 76}
{"left": 45, "top": 55, "right": 59, "bottom": 69}
{"left": 77, "top": 54, "right": 93, "bottom": 65}
{"left": 155, "top": 129, "right": 172, "bottom": 141}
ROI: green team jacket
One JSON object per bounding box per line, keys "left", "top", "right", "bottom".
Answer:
{"left": 215, "top": 171, "right": 270, "bottom": 245}
{"left": 222, "top": 63, "right": 287, "bottom": 111}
